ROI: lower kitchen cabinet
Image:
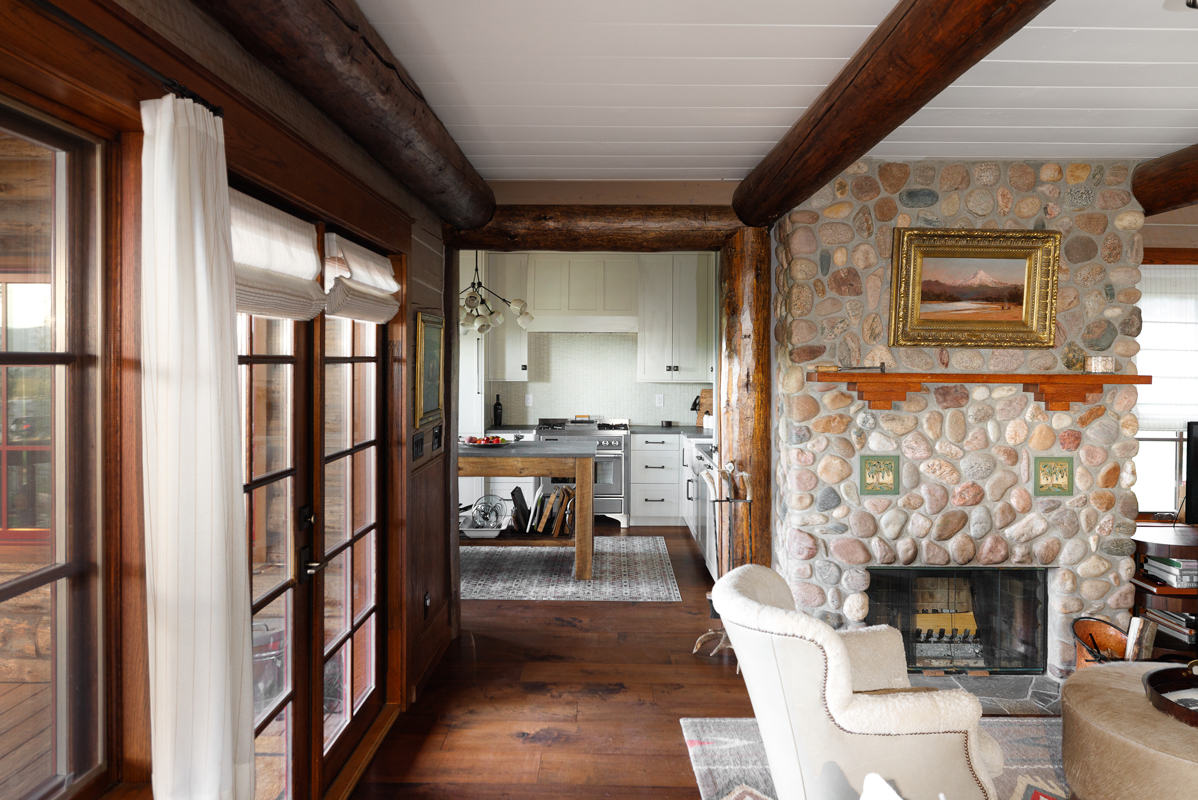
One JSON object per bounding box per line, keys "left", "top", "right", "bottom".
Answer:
{"left": 630, "top": 433, "right": 682, "bottom": 526}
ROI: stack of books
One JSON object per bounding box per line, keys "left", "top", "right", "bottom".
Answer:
{"left": 1142, "top": 555, "right": 1198, "bottom": 588}
{"left": 1142, "top": 608, "right": 1198, "bottom": 645}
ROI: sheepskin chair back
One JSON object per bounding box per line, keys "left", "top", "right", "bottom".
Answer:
{"left": 712, "top": 564, "right": 995, "bottom": 800}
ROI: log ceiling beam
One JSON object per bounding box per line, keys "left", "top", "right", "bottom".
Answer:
{"left": 732, "top": 0, "right": 1057, "bottom": 228}
{"left": 193, "top": 0, "right": 496, "bottom": 230}
{"left": 1132, "top": 144, "right": 1198, "bottom": 217}
{"left": 442, "top": 205, "right": 744, "bottom": 252}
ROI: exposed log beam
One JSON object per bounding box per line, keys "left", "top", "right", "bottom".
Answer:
{"left": 733, "top": 0, "right": 1057, "bottom": 228}
{"left": 194, "top": 0, "right": 495, "bottom": 230}
{"left": 1133, "top": 144, "right": 1198, "bottom": 217}
{"left": 443, "top": 205, "right": 744, "bottom": 252}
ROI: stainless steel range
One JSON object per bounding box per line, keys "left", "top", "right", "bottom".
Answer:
{"left": 535, "top": 417, "right": 630, "bottom": 526}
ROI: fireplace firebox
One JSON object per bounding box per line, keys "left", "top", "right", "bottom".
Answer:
{"left": 865, "top": 568, "right": 1048, "bottom": 674}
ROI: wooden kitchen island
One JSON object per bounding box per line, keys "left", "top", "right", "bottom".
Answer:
{"left": 457, "top": 440, "right": 596, "bottom": 579}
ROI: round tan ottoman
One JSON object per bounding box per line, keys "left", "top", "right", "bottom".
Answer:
{"left": 1062, "top": 662, "right": 1198, "bottom": 800}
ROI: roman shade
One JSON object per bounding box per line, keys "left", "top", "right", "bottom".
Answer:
{"left": 324, "top": 233, "right": 401, "bottom": 323}
{"left": 229, "top": 189, "right": 325, "bottom": 320}
{"left": 1136, "top": 264, "right": 1198, "bottom": 431}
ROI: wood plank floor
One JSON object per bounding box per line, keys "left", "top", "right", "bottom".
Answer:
{"left": 352, "top": 525, "right": 750, "bottom": 798}
{"left": 0, "top": 681, "right": 53, "bottom": 798}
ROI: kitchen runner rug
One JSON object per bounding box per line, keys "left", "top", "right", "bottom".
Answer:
{"left": 460, "top": 535, "right": 681, "bottom": 602}
{"left": 680, "top": 717, "right": 1068, "bottom": 800}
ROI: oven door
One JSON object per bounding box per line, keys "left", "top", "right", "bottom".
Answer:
{"left": 538, "top": 447, "right": 625, "bottom": 514}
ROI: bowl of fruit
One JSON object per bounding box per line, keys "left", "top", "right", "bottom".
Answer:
{"left": 460, "top": 435, "right": 512, "bottom": 448}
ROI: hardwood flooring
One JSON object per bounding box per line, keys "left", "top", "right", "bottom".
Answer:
{"left": 352, "top": 525, "right": 749, "bottom": 798}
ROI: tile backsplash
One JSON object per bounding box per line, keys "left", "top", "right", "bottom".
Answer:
{"left": 488, "top": 333, "right": 710, "bottom": 427}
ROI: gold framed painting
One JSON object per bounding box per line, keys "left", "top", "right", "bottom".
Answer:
{"left": 888, "top": 228, "right": 1061, "bottom": 349}
{"left": 415, "top": 312, "right": 444, "bottom": 428}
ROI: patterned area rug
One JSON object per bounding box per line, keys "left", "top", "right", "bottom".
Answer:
{"left": 680, "top": 717, "right": 1068, "bottom": 800}
{"left": 460, "top": 535, "right": 681, "bottom": 601}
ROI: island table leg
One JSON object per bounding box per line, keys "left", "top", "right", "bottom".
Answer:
{"left": 574, "top": 456, "right": 593, "bottom": 579}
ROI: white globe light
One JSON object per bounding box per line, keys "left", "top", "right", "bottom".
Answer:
{"left": 476, "top": 322, "right": 492, "bottom": 334}
{"left": 490, "top": 311, "right": 505, "bottom": 326}
{"left": 463, "top": 289, "right": 482, "bottom": 309}
{"left": 509, "top": 298, "right": 527, "bottom": 315}
{"left": 517, "top": 312, "right": 534, "bottom": 329}
{"left": 472, "top": 314, "right": 487, "bottom": 331}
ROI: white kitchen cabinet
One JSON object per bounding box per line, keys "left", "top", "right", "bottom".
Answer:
{"left": 630, "top": 433, "right": 681, "bottom": 526}
{"left": 637, "top": 253, "right": 715, "bottom": 382}
{"left": 485, "top": 253, "right": 529, "bottom": 382}
{"left": 681, "top": 439, "right": 696, "bottom": 535}
{"left": 525, "top": 253, "right": 638, "bottom": 332}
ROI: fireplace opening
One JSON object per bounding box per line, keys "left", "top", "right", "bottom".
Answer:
{"left": 865, "top": 568, "right": 1048, "bottom": 674}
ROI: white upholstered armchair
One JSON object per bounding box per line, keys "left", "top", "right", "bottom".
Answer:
{"left": 712, "top": 565, "right": 1004, "bottom": 800}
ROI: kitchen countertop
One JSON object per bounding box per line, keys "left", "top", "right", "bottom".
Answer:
{"left": 458, "top": 440, "right": 596, "bottom": 458}
{"left": 629, "top": 425, "right": 709, "bottom": 438}
{"left": 483, "top": 424, "right": 538, "bottom": 433}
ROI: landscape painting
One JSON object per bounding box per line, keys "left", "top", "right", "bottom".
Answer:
{"left": 889, "top": 228, "right": 1061, "bottom": 349}
{"left": 918, "top": 256, "right": 1027, "bottom": 322}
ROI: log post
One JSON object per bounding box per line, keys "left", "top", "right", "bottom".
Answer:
{"left": 717, "top": 227, "right": 773, "bottom": 573}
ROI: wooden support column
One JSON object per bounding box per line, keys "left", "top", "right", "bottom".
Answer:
{"left": 1134, "top": 143, "right": 1198, "bottom": 216}
{"left": 717, "top": 227, "right": 772, "bottom": 573}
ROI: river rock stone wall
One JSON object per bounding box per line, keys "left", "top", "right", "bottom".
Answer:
{"left": 770, "top": 158, "right": 1144, "bottom": 678}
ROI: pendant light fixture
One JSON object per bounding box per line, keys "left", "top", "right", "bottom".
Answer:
{"left": 459, "top": 253, "right": 534, "bottom": 335}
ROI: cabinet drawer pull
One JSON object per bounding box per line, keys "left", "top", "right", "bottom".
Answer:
{"left": 645, "top": 498, "right": 665, "bottom": 503}
{"left": 644, "top": 440, "right": 666, "bottom": 444}
{"left": 644, "top": 465, "right": 665, "bottom": 470}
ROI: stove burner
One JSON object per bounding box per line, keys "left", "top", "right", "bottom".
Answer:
{"left": 597, "top": 422, "right": 628, "bottom": 431}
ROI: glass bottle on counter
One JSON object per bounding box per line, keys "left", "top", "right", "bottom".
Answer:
{"left": 492, "top": 393, "right": 503, "bottom": 426}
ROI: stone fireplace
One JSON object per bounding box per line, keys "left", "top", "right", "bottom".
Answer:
{"left": 770, "top": 158, "right": 1144, "bottom": 678}
{"left": 866, "top": 567, "right": 1048, "bottom": 673}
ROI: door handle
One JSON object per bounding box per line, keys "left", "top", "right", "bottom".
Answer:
{"left": 686, "top": 479, "right": 693, "bottom": 501}
{"left": 306, "top": 561, "right": 327, "bottom": 576}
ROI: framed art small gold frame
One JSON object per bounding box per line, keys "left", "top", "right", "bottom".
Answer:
{"left": 415, "top": 312, "right": 445, "bottom": 428}
{"left": 888, "top": 227, "right": 1061, "bottom": 349}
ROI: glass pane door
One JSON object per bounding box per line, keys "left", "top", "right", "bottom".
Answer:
{"left": 320, "top": 317, "right": 382, "bottom": 778}
{"left": 239, "top": 315, "right": 312, "bottom": 800}
{"left": 0, "top": 108, "right": 101, "bottom": 800}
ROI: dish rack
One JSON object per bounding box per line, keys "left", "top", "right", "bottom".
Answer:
{"left": 458, "top": 511, "right": 512, "bottom": 539}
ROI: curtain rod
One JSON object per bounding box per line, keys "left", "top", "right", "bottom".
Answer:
{"left": 26, "top": 0, "right": 224, "bottom": 118}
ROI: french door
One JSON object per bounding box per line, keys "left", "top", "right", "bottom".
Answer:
{"left": 240, "top": 311, "right": 385, "bottom": 799}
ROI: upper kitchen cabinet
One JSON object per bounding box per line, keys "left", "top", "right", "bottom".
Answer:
{"left": 637, "top": 253, "right": 715, "bottom": 383}
{"left": 526, "top": 253, "right": 639, "bottom": 332}
{"left": 485, "top": 252, "right": 529, "bottom": 381}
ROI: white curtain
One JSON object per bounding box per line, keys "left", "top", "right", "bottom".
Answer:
{"left": 1136, "top": 264, "right": 1198, "bottom": 431}
{"left": 140, "top": 96, "right": 254, "bottom": 800}
{"left": 324, "top": 232, "right": 401, "bottom": 323}
{"left": 230, "top": 189, "right": 325, "bottom": 320}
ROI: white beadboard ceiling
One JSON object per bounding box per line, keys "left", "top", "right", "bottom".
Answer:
{"left": 355, "top": 0, "right": 1198, "bottom": 181}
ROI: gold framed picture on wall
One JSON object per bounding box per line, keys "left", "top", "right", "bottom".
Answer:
{"left": 415, "top": 312, "right": 445, "bottom": 428}
{"left": 888, "top": 228, "right": 1061, "bottom": 349}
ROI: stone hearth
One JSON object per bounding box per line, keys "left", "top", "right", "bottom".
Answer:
{"left": 770, "top": 158, "right": 1144, "bottom": 678}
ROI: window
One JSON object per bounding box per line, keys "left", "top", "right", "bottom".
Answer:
{"left": 1135, "top": 263, "right": 1197, "bottom": 515}
{"left": 0, "top": 107, "right": 101, "bottom": 799}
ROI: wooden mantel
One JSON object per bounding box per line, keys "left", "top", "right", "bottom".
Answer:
{"left": 805, "top": 371, "right": 1152, "bottom": 411}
